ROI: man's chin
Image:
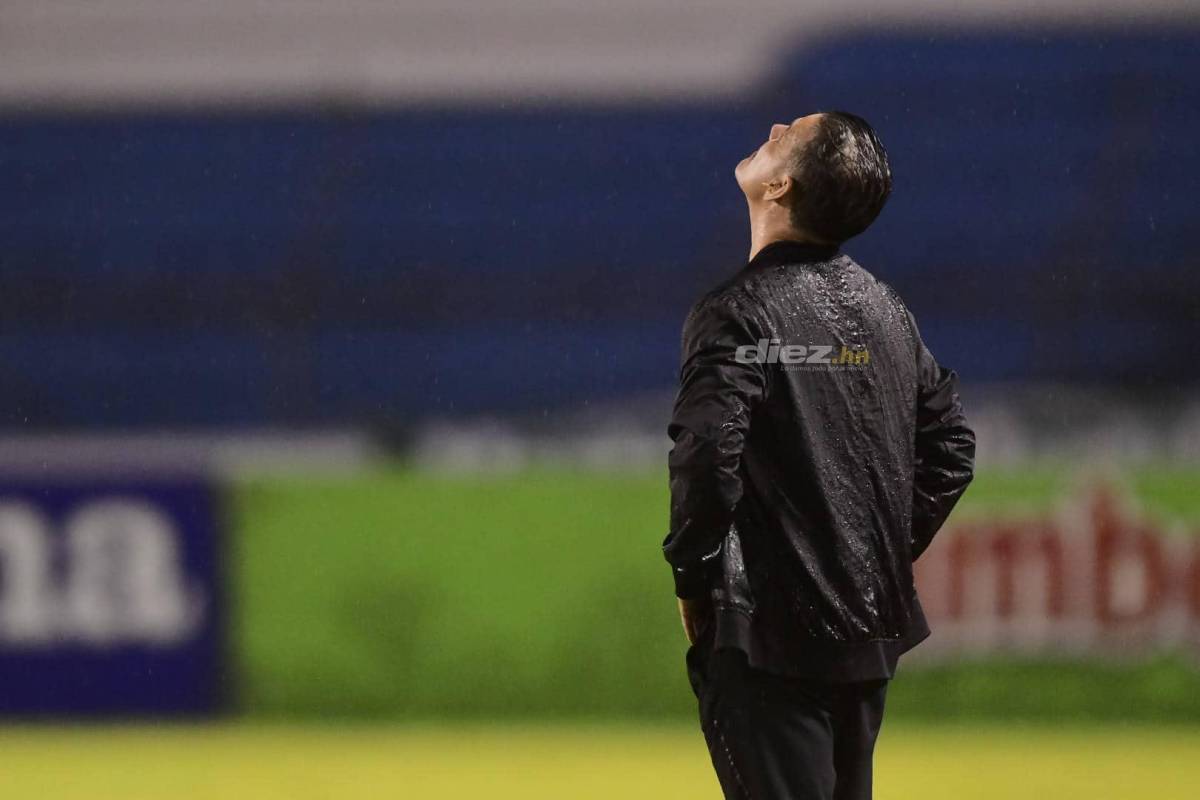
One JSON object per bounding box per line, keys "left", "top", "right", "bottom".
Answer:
{"left": 734, "top": 162, "right": 753, "bottom": 190}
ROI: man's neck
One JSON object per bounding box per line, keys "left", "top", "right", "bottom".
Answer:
{"left": 747, "top": 211, "right": 827, "bottom": 261}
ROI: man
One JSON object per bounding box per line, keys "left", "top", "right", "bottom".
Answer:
{"left": 663, "top": 112, "right": 976, "bottom": 800}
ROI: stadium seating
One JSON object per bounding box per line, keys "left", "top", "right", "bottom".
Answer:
{"left": 1, "top": 29, "right": 1196, "bottom": 427}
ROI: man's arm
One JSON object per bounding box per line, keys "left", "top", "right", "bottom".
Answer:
{"left": 909, "top": 314, "right": 976, "bottom": 560}
{"left": 663, "top": 298, "right": 767, "bottom": 600}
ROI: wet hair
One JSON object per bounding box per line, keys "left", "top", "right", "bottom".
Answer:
{"left": 785, "top": 111, "right": 892, "bottom": 244}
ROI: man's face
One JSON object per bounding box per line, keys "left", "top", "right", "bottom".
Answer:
{"left": 735, "top": 113, "right": 823, "bottom": 202}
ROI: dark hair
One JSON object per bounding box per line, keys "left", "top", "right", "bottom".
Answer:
{"left": 785, "top": 111, "right": 892, "bottom": 244}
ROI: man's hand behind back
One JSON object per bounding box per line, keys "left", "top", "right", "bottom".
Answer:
{"left": 677, "top": 596, "right": 714, "bottom": 645}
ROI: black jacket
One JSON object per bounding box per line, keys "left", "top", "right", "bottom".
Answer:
{"left": 663, "top": 240, "right": 975, "bottom": 681}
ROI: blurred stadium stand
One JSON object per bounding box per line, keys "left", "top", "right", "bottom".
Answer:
{"left": 2, "top": 22, "right": 1197, "bottom": 433}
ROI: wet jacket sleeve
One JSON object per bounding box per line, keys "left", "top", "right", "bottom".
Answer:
{"left": 909, "top": 314, "right": 976, "bottom": 560}
{"left": 663, "top": 299, "right": 767, "bottom": 598}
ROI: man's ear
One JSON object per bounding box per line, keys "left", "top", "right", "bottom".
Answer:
{"left": 762, "top": 174, "right": 792, "bottom": 203}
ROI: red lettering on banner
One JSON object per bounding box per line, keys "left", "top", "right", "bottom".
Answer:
{"left": 1091, "top": 488, "right": 1168, "bottom": 626}
{"left": 915, "top": 482, "right": 1200, "bottom": 656}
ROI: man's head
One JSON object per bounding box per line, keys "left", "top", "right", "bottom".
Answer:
{"left": 734, "top": 111, "right": 892, "bottom": 245}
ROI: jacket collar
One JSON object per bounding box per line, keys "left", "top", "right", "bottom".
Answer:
{"left": 745, "top": 239, "right": 841, "bottom": 270}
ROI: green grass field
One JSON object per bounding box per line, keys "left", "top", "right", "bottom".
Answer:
{"left": 1, "top": 723, "right": 1197, "bottom": 799}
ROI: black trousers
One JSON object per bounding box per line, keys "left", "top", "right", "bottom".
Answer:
{"left": 687, "top": 646, "right": 889, "bottom": 800}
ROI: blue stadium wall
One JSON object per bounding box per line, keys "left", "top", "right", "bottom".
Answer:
{"left": 1, "top": 28, "right": 1197, "bottom": 429}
